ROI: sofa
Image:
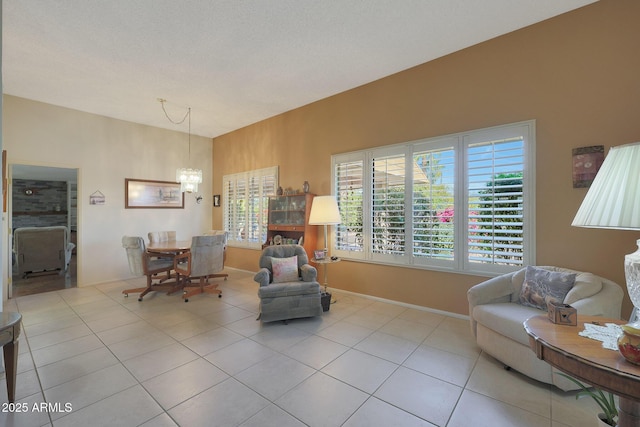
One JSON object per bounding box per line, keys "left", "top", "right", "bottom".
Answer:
{"left": 254, "top": 245, "right": 323, "bottom": 323}
{"left": 467, "top": 265, "right": 623, "bottom": 391}
{"left": 13, "top": 226, "right": 75, "bottom": 278}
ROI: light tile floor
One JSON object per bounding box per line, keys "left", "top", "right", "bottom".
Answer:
{"left": 0, "top": 269, "right": 605, "bottom": 427}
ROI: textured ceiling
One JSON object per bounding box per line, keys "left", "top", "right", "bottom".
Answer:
{"left": 3, "top": 0, "right": 596, "bottom": 138}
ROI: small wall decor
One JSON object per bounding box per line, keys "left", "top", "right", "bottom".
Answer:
{"left": 90, "top": 190, "right": 105, "bottom": 205}
{"left": 125, "top": 178, "right": 184, "bottom": 208}
{"left": 572, "top": 145, "right": 604, "bottom": 188}
{"left": 213, "top": 194, "right": 220, "bottom": 207}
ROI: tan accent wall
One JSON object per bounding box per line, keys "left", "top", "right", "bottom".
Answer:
{"left": 213, "top": 0, "right": 640, "bottom": 318}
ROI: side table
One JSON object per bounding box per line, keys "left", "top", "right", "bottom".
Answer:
{"left": 311, "top": 257, "right": 340, "bottom": 293}
{"left": 525, "top": 315, "right": 640, "bottom": 427}
{"left": 0, "top": 312, "right": 22, "bottom": 403}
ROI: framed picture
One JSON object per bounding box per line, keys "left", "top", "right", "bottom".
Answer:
{"left": 213, "top": 194, "right": 221, "bottom": 207}
{"left": 572, "top": 145, "right": 604, "bottom": 188}
{"left": 125, "top": 178, "right": 184, "bottom": 208}
{"left": 314, "top": 250, "right": 326, "bottom": 260}
{"left": 90, "top": 190, "right": 105, "bottom": 205}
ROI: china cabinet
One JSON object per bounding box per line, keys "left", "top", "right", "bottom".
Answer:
{"left": 264, "top": 193, "right": 316, "bottom": 257}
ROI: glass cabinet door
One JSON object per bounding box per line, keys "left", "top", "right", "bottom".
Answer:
{"left": 268, "top": 195, "right": 306, "bottom": 226}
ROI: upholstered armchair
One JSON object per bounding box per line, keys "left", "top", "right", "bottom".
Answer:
{"left": 14, "top": 226, "right": 76, "bottom": 278}
{"left": 467, "top": 265, "right": 623, "bottom": 390}
{"left": 254, "top": 245, "right": 323, "bottom": 323}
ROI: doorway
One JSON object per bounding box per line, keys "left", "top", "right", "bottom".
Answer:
{"left": 9, "top": 164, "right": 78, "bottom": 298}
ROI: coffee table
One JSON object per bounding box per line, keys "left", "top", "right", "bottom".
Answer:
{"left": 524, "top": 315, "right": 640, "bottom": 427}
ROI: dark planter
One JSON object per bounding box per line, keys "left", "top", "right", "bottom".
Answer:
{"left": 321, "top": 292, "right": 331, "bottom": 312}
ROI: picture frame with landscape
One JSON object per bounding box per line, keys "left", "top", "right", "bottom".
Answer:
{"left": 125, "top": 178, "right": 184, "bottom": 208}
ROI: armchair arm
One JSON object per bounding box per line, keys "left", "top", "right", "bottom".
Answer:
{"left": 254, "top": 268, "right": 271, "bottom": 287}
{"left": 467, "top": 273, "right": 516, "bottom": 308}
{"left": 300, "top": 264, "right": 317, "bottom": 282}
{"left": 569, "top": 280, "right": 624, "bottom": 319}
{"left": 467, "top": 272, "right": 517, "bottom": 337}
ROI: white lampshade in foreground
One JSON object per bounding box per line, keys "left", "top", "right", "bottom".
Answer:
{"left": 572, "top": 141, "right": 640, "bottom": 230}
{"left": 572, "top": 141, "right": 640, "bottom": 322}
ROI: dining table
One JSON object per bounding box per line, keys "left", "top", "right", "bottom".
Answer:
{"left": 147, "top": 240, "right": 192, "bottom": 253}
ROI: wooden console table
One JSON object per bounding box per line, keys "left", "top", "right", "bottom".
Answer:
{"left": 0, "top": 312, "right": 22, "bottom": 403}
{"left": 524, "top": 315, "right": 640, "bottom": 427}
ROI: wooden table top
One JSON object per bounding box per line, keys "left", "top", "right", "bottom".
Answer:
{"left": 524, "top": 315, "right": 640, "bottom": 401}
{"left": 147, "top": 240, "right": 192, "bottom": 252}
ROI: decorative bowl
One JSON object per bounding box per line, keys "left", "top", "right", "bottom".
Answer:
{"left": 617, "top": 324, "right": 640, "bottom": 365}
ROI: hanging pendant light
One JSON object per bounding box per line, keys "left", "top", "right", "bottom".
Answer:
{"left": 160, "top": 99, "right": 203, "bottom": 193}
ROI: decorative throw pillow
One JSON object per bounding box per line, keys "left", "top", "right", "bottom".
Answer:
{"left": 519, "top": 266, "right": 576, "bottom": 311}
{"left": 271, "top": 255, "right": 299, "bottom": 283}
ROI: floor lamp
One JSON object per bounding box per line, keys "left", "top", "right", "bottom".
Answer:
{"left": 572, "top": 141, "right": 640, "bottom": 324}
{"left": 309, "top": 195, "right": 341, "bottom": 292}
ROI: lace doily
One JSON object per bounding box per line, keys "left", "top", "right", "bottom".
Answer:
{"left": 579, "top": 322, "right": 622, "bottom": 351}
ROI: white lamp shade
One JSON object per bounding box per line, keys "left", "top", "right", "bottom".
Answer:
{"left": 572, "top": 141, "right": 640, "bottom": 230}
{"left": 309, "top": 195, "right": 341, "bottom": 225}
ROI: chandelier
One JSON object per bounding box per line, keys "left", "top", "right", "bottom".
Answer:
{"left": 159, "top": 99, "right": 203, "bottom": 193}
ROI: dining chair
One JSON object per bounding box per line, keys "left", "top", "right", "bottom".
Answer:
{"left": 147, "top": 230, "right": 177, "bottom": 282}
{"left": 204, "top": 229, "right": 228, "bottom": 262}
{"left": 174, "top": 234, "right": 228, "bottom": 302}
{"left": 121, "top": 236, "right": 182, "bottom": 301}
{"left": 148, "top": 231, "right": 176, "bottom": 245}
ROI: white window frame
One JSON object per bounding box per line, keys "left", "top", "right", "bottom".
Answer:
{"left": 223, "top": 166, "right": 278, "bottom": 249}
{"left": 331, "top": 120, "right": 536, "bottom": 276}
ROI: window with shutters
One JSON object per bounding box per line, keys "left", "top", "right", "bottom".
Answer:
{"left": 332, "top": 121, "right": 535, "bottom": 275}
{"left": 223, "top": 166, "right": 278, "bottom": 248}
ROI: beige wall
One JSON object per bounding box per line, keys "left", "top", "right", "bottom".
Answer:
{"left": 212, "top": 0, "right": 640, "bottom": 318}
{"left": 3, "top": 96, "right": 214, "bottom": 293}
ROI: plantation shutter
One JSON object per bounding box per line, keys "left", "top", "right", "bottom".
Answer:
{"left": 371, "top": 152, "right": 406, "bottom": 257}
{"left": 260, "top": 174, "right": 277, "bottom": 245}
{"left": 412, "top": 146, "right": 456, "bottom": 264}
{"left": 467, "top": 136, "right": 525, "bottom": 267}
{"left": 334, "top": 157, "right": 365, "bottom": 255}
{"left": 223, "top": 167, "right": 278, "bottom": 248}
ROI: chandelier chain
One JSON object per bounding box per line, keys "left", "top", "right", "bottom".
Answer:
{"left": 159, "top": 98, "right": 190, "bottom": 125}
{"left": 159, "top": 98, "right": 192, "bottom": 158}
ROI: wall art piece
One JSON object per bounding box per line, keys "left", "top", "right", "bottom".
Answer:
{"left": 572, "top": 145, "right": 604, "bottom": 188}
{"left": 125, "top": 178, "right": 184, "bottom": 208}
{"left": 213, "top": 194, "right": 221, "bottom": 207}
{"left": 90, "top": 190, "right": 105, "bottom": 205}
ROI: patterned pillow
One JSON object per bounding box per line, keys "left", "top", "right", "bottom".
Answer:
{"left": 271, "top": 255, "right": 299, "bottom": 283}
{"left": 519, "top": 266, "right": 576, "bottom": 311}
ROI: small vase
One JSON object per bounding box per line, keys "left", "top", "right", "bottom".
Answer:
{"left": 303, "top": 181, "right": 310, "bottom": 193}
{"left": 618, "top": 326, "right": 640, "bottom": 365}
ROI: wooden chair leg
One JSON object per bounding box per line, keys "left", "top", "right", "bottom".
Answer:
{"left": 182, "top": 276, "right": 223, "bottom": 302}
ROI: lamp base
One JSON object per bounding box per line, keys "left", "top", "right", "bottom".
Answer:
{"left": 625, "top": 239, "right": 640, "bottom": 325}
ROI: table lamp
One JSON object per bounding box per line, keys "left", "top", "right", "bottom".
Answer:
{"left": 309, "top": 195, "right": 341, "bottom": 258}
{"left": 572, "top": 141, "right": 640, "bottom": 324}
